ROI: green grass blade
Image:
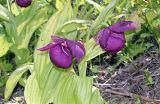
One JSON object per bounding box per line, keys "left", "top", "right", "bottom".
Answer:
{"left": 91, "top": 0, "right": 117, "bottom": 30}
{"left": 87, "top": 0, "right": 103, "bottom": 12}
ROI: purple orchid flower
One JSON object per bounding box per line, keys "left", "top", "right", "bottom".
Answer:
{"left": 16, "top": 0, "right": 32, "bottom": 8}
{"left": 97, "top": 21, "right": 137, "bottom": 53}
{"left": 38, "top": 36, "right": 85, "bottom": 69}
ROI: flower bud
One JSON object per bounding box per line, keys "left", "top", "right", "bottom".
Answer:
{"left": 97, "top": 21, "right": 137, "bottom": 53}
{"left": 16, "top": 0, "right": 32, "bottom": 8}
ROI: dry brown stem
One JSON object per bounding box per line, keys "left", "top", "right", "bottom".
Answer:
{"left": 104, "top": 88, "right": 160, "bottom": 103}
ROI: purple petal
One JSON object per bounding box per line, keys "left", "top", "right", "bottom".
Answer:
{"left": 109, "top": 21, "right": 137, "bottom": 33}
{"left": 49, "top": 45, "right": 72, "bottom": 69}
{"left": 51, "top": 35, "right": 65, "bottom": 44}
{"left": 95, "top": 28, "right": 104, "bottom": 44}
{"left": 105, "top": 32, "right": 125, "bottom": 53}
{"left": 98, "top": 28, "right": 110, "bottom": 49}
{"left": 66, "top": 40, "right": 85, "bottom": 63}
{"left": 37, "top": 43, "right": 57, "bottom": 51}
{"left": 16, "top": 0, "right": 32, "bottom": 8}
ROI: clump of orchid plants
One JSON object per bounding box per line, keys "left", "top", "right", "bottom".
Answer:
{"left": 38, "top": 36, "right": 85, "bottom": 69}
{"left": 38, "top": 21, "right": 137, "bottom": 69}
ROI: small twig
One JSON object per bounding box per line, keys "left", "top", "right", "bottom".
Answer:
{"left": 103, "top": 71, "right": 118, "bottom": 84}
{"left": 94, "top": 83, "right": 124, "bottom": 87}
{"left": 147, "top": 51, "right": 159, "bottom": 62}
{"left": 104, "top": 88, "right": 160, "bottom": 103}
{"left": 94, "top": 76, "right": 100, "bottom": 88}
{"left": 122, "top": 83, "right": 128, "bottom": 88}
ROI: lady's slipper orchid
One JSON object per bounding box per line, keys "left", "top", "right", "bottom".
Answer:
{"left": 16, "top": 0, "right": 32, "bottom": 8}
{"left": 38, "top": 36, "right": 85, "bottom": 69}
{"left": 97, "top": 21, "right": 137, "bottom": 53}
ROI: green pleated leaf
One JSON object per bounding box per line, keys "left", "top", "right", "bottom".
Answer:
{"left": 91, "top": 87, "right": 107, "bottom": 104}
{"left": 0, "top": 35, "right": 12, "bottom": 57}
{"left": 0, "top": 4, "right": 14, "bottom": 22}
{"left": 78, "top": 38, "right": 105, "bottom": 76}
{"left": 5, "top": 2, "right": 49, "bottom": 65}
{"left": 56, "top": 0, "right": 65, "bottom": 11}
{"left": 13, "top": 48, "right": 31, "bottom": 66}
{"left": 25, "top": 64, "right": 70, "bottom": 104}
{"left": 4, "top": 63, "right": 33, "bottom": 100}
{"left": 57, "top": 19, "right": 91, "bottom": 39}
{"left": 10, "top": 3, "right": 21, "bottom": 16}
{"left": 16, "top": 8, "right": 48, "bottom": 49}
{"left": 4, "top": 21, "right": 17, "bottom": 43}
{"left": 85, "top": 38, "right": 105, "bottom": 61}
{"left": 58, "top": 20, "right": 91, "bottom": 34}
{"left": 53, "top": 74, "right": 93, "bottom": 104}
{"left": 24, "top": 72, "right": 40, "bottom": 104}
{"left": 25, "top": 66, "right": 93, "bottom": 104}
{"left": 1, "top": 4, "right": 16, "bottom": 42}
{"left": 14, "top": 2, "right": 48, "bottom": 49}
{"left": 25, "top": 67, "right": 107, "bottom": 104}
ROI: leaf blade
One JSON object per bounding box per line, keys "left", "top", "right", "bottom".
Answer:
{"left": 4, "top": 63, "right": 33, "bottom": 100}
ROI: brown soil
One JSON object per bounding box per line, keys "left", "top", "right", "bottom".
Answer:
{"left": 0, "top": 87, "right": 25, "bottom": 104}
{"left": 96, "top": 49, "right": 160, "bottom": 104}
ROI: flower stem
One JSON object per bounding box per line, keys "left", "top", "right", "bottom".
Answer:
{"left": 7, "top": 0, "right": 11, "bottom": 12}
